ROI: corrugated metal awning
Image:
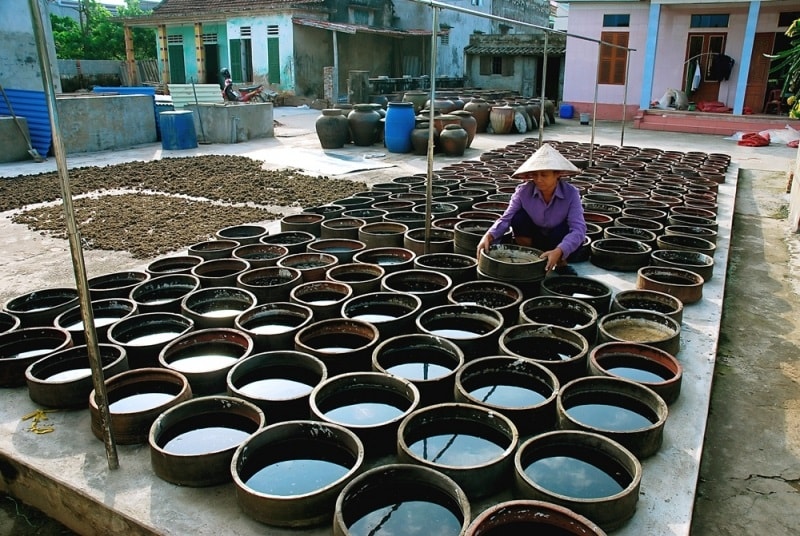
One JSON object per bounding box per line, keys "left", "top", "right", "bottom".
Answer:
{"left": 293, "top": 17, "right": 436, "bottom": 38}
{"left": 464, "top": 44, "right": 566, "bottom": 56}
{"left": 0, "top": 89, "right": 51, "bottom": 157}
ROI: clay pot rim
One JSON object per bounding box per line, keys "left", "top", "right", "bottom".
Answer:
{"left": 230, "top": 419, "right": 364, "bottom": 510}
{"left": 310, "top": 371, "right": 421, "bottom": 429}
{"left": 25, "top": 342, "right": 126, "bottom": 384}
{"left": 89, "top": 366, "right": 191, "bottom": 412}
{"left": 146, "top": 255, "right": 204, "bottom": 275}
{"left": 371, "top": 333, "right": 465, "bottom": 378}
{"left": 87, "top": 270, "right": 150, "bottom": 292}
{"left": 106, "top": 311, "right": 194, "bottom": 347}
{"left": 149, "top": 395, "right": 265, "bottom": 456}
{"left": 590, "top": 340, "right": 683, "bottom": 387}
{"left": 216, "top": 224, "right": 269, "bottom": 241}
{"left": 334, "top": 463, "right": 471, "bottom": 534}
{"left": 465, "top": 499, "right": 605, "bottom": 536}
{"left": 158, "top": 327, "right": 254, "bottom": 372}
{"left": 514, "top": 429, "right": 642, "bottom": 503}
{"left": 455, "top": 355, "right": 560, "bottom": 410}
{"left": 226, "top": 350, "right": 328, "bottom": 403}
{"left": 519, "top": 295, "right": 599, "bottom": 325}
{"left": 397, "top": 401, "right": 519, "bottom": 469}
{"left": 558, "top": 375, "right": 669, "bottom": 433}
{"left": 3, "top": 287, "right": 79, "bottom": 315}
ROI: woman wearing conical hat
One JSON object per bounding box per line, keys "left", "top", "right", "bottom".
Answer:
{"left": 476, "top": 143, "right": 586, "bottom": 276}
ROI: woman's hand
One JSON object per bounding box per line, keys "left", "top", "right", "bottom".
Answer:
{"left": 476, "top": 233, "right": 493, "bottom": 258}
{"left": 539, "top": 247, "right": 564, "bottom": 272}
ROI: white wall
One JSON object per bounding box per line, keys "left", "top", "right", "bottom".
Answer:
{"left": 393, "top": 0, "right": 494, "bottom": 78}
{"left": 562, "top": 3, "right": 649, "bottom": 107}
{"left": 0, "top": 0, "right": 61, "bottom": 92}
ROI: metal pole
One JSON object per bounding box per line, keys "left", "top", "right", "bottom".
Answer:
{"left": 27, "top": 0, "right": 119, "bottom": 470}
{"left": 332, "top": 31, "right": 339, "bottom": 105}
{"left": 620, "top": 51, "right": 632, "bottom": 146}
{"left": 538, "top": 32, "right": 548, "bottom": 146}
{"left": 424, "top": 7, "right": 439, "bottom": 256}
{"left": 589, "top": 45, "right": 601, "bottom": 166}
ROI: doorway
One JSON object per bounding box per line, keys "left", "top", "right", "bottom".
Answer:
{"left": 743, "top": 33, "right": 774, "bottom": 113}
{"left": 684, "top": 33, "right": 726, "bottom": 104}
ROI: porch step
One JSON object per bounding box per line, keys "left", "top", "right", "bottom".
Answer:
{"left": 634, "top": 108, "right": 796, "bottom": 136}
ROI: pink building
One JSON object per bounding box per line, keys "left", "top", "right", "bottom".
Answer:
{"left": 562, "top": 1, "right": 798, "bottom": 132}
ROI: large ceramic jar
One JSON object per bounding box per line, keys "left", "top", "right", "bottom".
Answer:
{"left": 348, "top": 104, "right": 381, "bottom": 146}
{"left": 464, "top": 97, "right": 491, "bottom": 133}
{"left": 489, "top": 104, "right": 515, "bottom": 134}
{"left": 411, "top": 121, "right": 438, "bottom": 156}
{"left": 426, "top": 96, "right": 456, "bottom": 114}
{"left": 402, "top": 90, "right": 429, "bottom": 113}
{"left": 439, "top": 124, "right": 468, "bottom": 157}
{"left": 384, "top": 102, "right": 416, "bottom": 153}
{"left": 315, "top": 109, "right": 349, "bottom": 149}
{"left": 450, "top": 110, "right": 477, "bottom": 148}
{"left": 433, "top": 113, "right": 461, "bottom": 135}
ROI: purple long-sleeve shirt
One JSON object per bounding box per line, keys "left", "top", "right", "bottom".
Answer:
{"left": 486, "top": 180, "right": 586, "bottom": 258}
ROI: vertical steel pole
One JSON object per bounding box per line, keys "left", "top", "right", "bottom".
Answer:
{"left": 620, "top": 50, "right": 631, "bottom": 146}
{"left": 332, "top": 31, "right": 340, "bottom": 105}
{"left": 590, "top": 45, "right": 601, "bottom": 166}
{"left": 538, "top": 32, "right": 548, "bottom": 146}
{"left": 424, "top": 7, "right": 439, "bottom": 256}
{"left": 27, "top": 0, "right": 119, "bottom": 470}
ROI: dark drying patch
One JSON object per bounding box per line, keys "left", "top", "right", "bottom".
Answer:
{"left": 0, "top": 155, "right": 367, "bottom": 212}
{"left": 4, "top": 155, "right": 368, "bottom": 258}
{"left": 11, "top": 193, "right": 279, "bottom": 259}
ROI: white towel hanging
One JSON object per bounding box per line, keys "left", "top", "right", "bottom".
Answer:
{"left": 691, "top": 62, "right": 701, "bottom": 92}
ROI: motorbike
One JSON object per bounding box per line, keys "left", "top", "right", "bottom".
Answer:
{"left": 219, "top": 68, "right": 277, "bottom": 103}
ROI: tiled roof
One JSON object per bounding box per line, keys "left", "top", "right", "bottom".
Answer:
{"left": 464, "top": 44, "right": 566, "bottom": 56}
{"left": 152, "top": 0, "right": 323, "bottom": 16}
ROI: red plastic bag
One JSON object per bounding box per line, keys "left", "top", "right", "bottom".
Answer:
{"left": 737, "top": 132, "right": 770, "bottom": 147}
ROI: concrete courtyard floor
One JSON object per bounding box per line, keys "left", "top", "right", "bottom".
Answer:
{"left": 0, "top": 107, "right": 798, "bottom": 535}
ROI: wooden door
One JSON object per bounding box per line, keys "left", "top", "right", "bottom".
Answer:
{"left": 684, "top": 33, "right": 726, "bottom": 104}
{"left": 744, "top": 33, "right": 775, "bottom": 113}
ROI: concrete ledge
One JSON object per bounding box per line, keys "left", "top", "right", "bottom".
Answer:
{"left": 0, "top": 116, "right": 32, "bottom": 163}
{"left": 185, "top": 103, "right": 274, "bottom": 144}
{"left": 634, "top": 109, "right": 798, "bottom": 136}
{"left": 55, "top": 94, "right": 156, "bottom": 154}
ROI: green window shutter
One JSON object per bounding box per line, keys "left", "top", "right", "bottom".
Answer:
{"left": 168, "top": 44, "right": 186, "bottom": 83}
{"left": 480, "top": 56, "right": 491, "bottom": 75}
{"left": 267, "top": 37, "right": 280, "bottom": 84}
{"left": 230, "top": 39, "right": 243, "bottom": 83}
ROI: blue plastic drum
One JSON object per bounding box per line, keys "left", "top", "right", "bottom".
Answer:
{"left": 160, "top": 110, "right": 198, "bottom": 150}
{"left": 384, "top": 102, "right": 416, "bottom": 153}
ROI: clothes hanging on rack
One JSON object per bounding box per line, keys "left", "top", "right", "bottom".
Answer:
{"left": 710, "top": 54, "right": 735, "bottom": 81}
{"left": 691, "top": 62, "right": 702, "bottom": 92}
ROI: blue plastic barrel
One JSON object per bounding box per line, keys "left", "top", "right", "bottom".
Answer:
{"left": 384, "top": 102, "right": 416, "bottom": 153}
{"left": 160, "top": 111, "right": 198, "bottom": 150}
{"left": 559, "top": 103, "right": 574, "bottom": 119}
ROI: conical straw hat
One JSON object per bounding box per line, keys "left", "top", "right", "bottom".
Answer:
{"left": 511, "top": 143, "right": 580, "bottom": 176}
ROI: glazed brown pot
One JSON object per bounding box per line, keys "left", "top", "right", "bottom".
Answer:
{"left": 89, "top": 367, "right": 192, "bottom": 445}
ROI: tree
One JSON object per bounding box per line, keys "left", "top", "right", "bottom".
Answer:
{"left": 769, "top": 18, "right": 800, "bottom": 119}
{"left": 50, "top": 0, "right": 155, "bottom": 60}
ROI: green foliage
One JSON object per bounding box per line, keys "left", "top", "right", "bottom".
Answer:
{"left": 769, "top": 18, "right": 800, "bottom": 118}
{"left": 49, "top": 0, "right": 156, "bottom": 60}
